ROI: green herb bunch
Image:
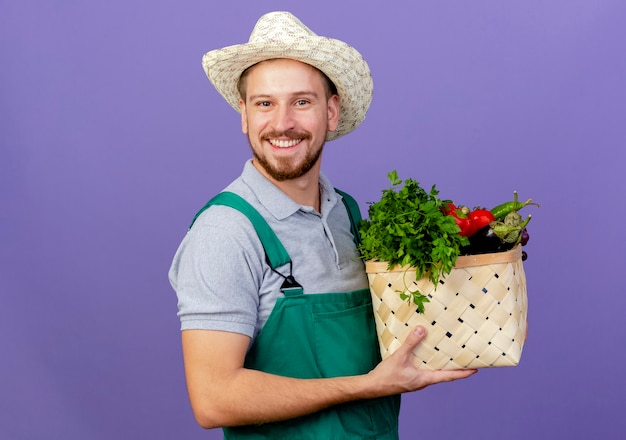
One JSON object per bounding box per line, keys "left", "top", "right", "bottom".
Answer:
{"left": 359, "top": 171, "right": 469, "bottom": 311}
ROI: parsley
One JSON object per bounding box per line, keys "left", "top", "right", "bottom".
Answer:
{"left": 359, "top": 171, "right": 469, "bottom": 312}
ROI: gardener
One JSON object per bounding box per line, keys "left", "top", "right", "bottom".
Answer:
{"left": 168, "top": 11, "right": 476, "bottom": 439}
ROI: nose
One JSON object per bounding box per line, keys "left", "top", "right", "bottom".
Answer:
{"left": 271, "top": 105, "right": 296, "bottom": 132}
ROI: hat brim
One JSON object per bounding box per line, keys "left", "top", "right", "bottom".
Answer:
{"left": 202, "top": 36, "right": 373, "bottom": 141}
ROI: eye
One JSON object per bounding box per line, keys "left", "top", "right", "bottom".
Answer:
{"left": 295, "top": 99, "right": 309, "bottom": 106}
{"left": 257, "top": 101, "right": 271, "bottom": 107}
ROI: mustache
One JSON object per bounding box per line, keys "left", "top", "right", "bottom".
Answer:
{"left": 262, "top": 129, "right": 311, "bottom": 140}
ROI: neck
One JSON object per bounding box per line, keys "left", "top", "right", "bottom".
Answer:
{"left": 276, "top": 173, "right": 322, "bottom": 212}
{"left": 252, "top": 161, "right": 322, "bottom": 212}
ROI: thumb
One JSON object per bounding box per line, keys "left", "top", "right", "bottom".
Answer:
{"left": 402, "top": 326, "right": 426, "bottom": 351}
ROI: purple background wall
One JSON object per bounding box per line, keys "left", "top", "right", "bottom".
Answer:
{"left": 2, "top": 1, "right": 625, "bottom": 439}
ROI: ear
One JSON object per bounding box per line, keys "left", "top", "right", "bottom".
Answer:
{"left": 239, "top": 99, "right": 248, "bottom": 134}
{"left": 326, "top": 94, "right": 339, "bottom": 133}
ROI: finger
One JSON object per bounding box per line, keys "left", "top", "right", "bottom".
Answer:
{"left": 427, "top": 368, "right": 478, "bottom": 383}
{"left": 446, "top": 369, "right": 478, "bottom": 380}
{"left": 402, "top": 326, "right": 426, "bottom": 352}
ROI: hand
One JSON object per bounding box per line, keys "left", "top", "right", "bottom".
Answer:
{"left": 368, "top": 326, "right": 477, "bottom": 396}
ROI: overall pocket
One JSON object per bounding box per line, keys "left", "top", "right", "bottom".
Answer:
{"left": 312, "top": 300, "right": 400, "bottom": 438}
{"left": 312, "top": 301, "right": 380, "bottom": 378}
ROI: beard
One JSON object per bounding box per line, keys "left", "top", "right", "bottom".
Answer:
{"left": 249, "top": 130, "right": 324, "bottom": 182}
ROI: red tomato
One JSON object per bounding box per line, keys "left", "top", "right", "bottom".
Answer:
{"left": 467, "top": 209, "right": 496, "bottom": 236}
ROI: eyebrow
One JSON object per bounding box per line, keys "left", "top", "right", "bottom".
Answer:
{"left": 248, "top": 91, "right": 321, "bottom": 101}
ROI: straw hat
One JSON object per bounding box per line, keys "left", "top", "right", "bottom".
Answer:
{"left": 202, "top": 11, "right": 373, "bottom": 141}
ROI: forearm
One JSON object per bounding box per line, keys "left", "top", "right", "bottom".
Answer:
{"left": 183, "top": 329, "right": 388, "bottom": 429}
{"left": 191, "top": 368, "right": 379, "bottom": 429}
{"left": 183, "top": 327, "right": 476, "bottom": 430}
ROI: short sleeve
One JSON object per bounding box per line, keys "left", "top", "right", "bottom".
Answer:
{"left": 168, "top": 207, "right": 267, "bottom": 338}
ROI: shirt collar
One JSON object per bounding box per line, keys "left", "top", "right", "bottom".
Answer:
{"left": 240, "top": 160, "right": 339, "bottom": 221}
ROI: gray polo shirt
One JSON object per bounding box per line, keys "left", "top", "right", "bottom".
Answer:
{"left": 168, "top": 160, "right": 369, "bottom": 341}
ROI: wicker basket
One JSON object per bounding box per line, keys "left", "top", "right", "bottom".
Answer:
{"left": 366, "top": 246, "right": 528, "bottom": 370}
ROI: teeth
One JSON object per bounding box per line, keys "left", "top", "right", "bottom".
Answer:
{"left": 269, "top": 139, "right": 301, "bottom": 148}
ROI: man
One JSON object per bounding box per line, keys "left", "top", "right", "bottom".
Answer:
{"left": 169, "top": 11, "right": 476, "bottom": 439}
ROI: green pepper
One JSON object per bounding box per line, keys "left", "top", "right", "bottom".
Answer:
{"left": 490, "top": 191, "right": 539, "bottom": 220}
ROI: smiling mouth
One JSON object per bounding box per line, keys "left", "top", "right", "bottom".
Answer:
{"left": 268, "top": 138, "right": 302, "bottom": 148}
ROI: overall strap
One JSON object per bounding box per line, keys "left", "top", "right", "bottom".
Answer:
{"left": 333, "top": 188, "right": 362, "bottom": 249}
{"left": 189, "top": 192, "right": 291, "bottom": 270}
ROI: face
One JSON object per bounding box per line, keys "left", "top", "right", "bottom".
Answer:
{"left": 239, "top": 59, "right": 339, "bottom": 182}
